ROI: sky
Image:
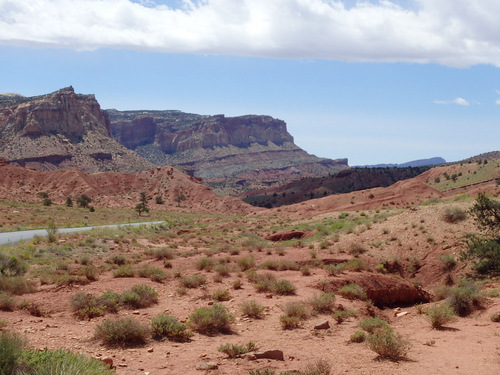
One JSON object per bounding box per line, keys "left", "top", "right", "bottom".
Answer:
{"left": 1, "top": 0, "right": 499, "bottom": 166}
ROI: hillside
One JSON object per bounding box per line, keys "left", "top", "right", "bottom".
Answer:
{"left": 109, "top": 110, "right": 349, "bottom": 195}
{"left": 0, "top": 167, "right": 499, "bottom": 374}
{"left": 242, "top": 166, "right": 433, "bottom": 208}
{"left": 0, "top": 161, "right": 258, "bottom": 215}
{"left": 0, "top": 87, "right": 155, "bottom": 173}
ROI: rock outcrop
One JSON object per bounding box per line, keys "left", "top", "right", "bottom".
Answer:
{"left": 319, "top": 272, "right": 430, "bottom": 307}
{"left": 109, "top": 110, "right": 348, "bottom": 194}
{"left": 0, "top": 87, "right": 154, "bottom": 173}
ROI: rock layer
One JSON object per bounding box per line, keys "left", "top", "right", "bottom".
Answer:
{"left": 109, "top": 110, "right": 348, "bottom": 194}
{"left": 0, "top": 87, "right": 154, "bottom": 173}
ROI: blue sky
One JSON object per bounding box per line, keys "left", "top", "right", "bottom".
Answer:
{"left": 1, "top": 0, "right": 499, "bottom": 165}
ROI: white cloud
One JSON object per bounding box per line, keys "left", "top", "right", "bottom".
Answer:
{"left": 1, "top": 0, "right": 500, "bottom": 67}
{"left": 433, "top": 97, "right": 470, "bottom": 106}
{"left": 496, "top": 99, "right": 500, "bottom": 105}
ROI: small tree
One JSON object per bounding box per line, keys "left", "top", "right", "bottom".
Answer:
{"left": 175, "top": 193, "right": 186, "bottom": 207}
{"left": 76, "top": 194, "right": 92, "bottom": 208}
{"left": 461, "top": 193, "right": 500, "bottom": 274}
{"left": 66, "top": 196, "right": 73, "bottom": 207}
{"left": 135, "top": 192, "right": 149, "bottom": 216}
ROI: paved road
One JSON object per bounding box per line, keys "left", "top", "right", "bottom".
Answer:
{"left": 0, "top": 221, "right": 165, "bottom": 246}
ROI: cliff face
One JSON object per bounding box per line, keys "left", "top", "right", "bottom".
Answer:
{"left": 110, "top": 111, "right": 293, "bottom": 154}
{"left": 0, "top": 88, "right": 154, "bottom": 173}
{"left": 109, "top": 110, "right": 348, "bottom": 194}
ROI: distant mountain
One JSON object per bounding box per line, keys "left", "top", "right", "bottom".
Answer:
{"left": 109, "top": 110, "right": 349, "bottom": 195}
{"left": 0, "top": 87, "right": 154, "bottom": 173}
{"left": 357, "top": 157, "right": 445, "bottom": 168}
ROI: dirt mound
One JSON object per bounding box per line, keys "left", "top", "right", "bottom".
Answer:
{"left": 0, "top": 164, "right": 259, "bottom": 215}
{"left": 319, "top": 271, "right": 431, "bottom": 307}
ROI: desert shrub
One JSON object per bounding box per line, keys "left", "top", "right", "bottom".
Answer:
{"left": 113, "top": 265, "right": 135, "bottom": 278}
{"left": 442, "top": 207, "right": 467, "bottom": 223}
{"left": 344, "top": 259, "right": 367, "bottom": 272}
{"left": 218, "top": 342, "right": 256, "bottom": 358}
{"left": 0, "top": 291, "right": 16, "bottom": 311}
{"left": 55, "top": 274, "right": 90, "bottom": 287}
{"left": 491, "top": 312, "right": 500, "bottom": 322}
{"left": 180, "top": 274, "right": 207, "bottom": 288}
{"left": 260, "top": 260, "right": 280, "bottom": 271}
{"left": 138, "top": 266, "right": 167, "bottom": 283}
{"left": 189, "top": 303, "right": 234, "bottom": 335}
{"left": 70, "top": 293, "right": 105, "bottom": 320}
{"left": 94, "top": 317, "right": 149, "bottom": 347}
{"left": 97, "top": 291, "right": 121, "bottom": 313}
{"left": 300, "top": 265, "right": 311, "bottom": 276}
{"left": 435, "top": 285, "right": 452, "bottom": 300}
{"left": 237, "top": 257, "right": 255, "bottom": 271}
{"left": 274, "top": 279, "right": 297, "bottom": 295}
{"left": 121, "top": 285, "right": 158, "bottom": 309}
{"left": 0, "top": 276, "right": 35, "bottom": 295}
{"left": 252, "top": 273, "right": 295, "bottom": 295}
{"left": 460, "top": 193, "right": 500, "bottom": 274}
{"left": 151, "top": 314, "right": 193, "bottom": 341}
{"left": 249, "top": 368, "right": 275, "bottom": 375}
{"left": 426, "top": 303, "right": 457, "bottom": 329}
{"left": 279, "top": 315, "right": 302, "bottom": 330}
{"left": 76, "top": 194, "right": 92, "bottom": 208}
{"left": 153, "top": 247, "right": 175, "bottom": 260}
{"left": 109, "top": 255, "right": 127, "bottom": 265}
{"left": 282, "top": 301, "right": 309, "bottom": 320}
{"left": 20, "top": 301, "right": 46, "bottom": 317}
{"left": 302, "top": 358, "right": 332, "bottom": 375}
{"left": 0, "top": 254, "right": 27, "bottom": 276}
{"left": 214, "top": 263, "right": 232, "bottom": 277}
{"left": 446, "top": 280, "right": 482, "bottom": 316}
{"left": 350, "top": 330, "right": 366, "bottom": 343}
{"left": 349, "top": 242, "right": 367, "bottom": 256}
{"left": 212, "top": 289, "right": 231, "bottom": 301}
{"left": 365, "top": 326, "right": 411, "bottom": 360}
{"left": 0, "top": 331, "right": 26, "bottom": 374}
{"left": 332, "top": 310, "right": 358, "bottom": 324}
{"left": 196, "top": 257, "right": 215, "bottom": 271}
{"left": 71, "top": 291, "right": 120, "bottom": 320}
{"left": 78, "top": 264, "right": 99, "bottom": 281}
{"left": 240, "top": 300, "right": 265, "bottom": 319}
{"left": 324, "top": 263, "right": 345, "bottom": 276}
{"left": 338, "top": 284, "right": 367, "bottom": 300}
{"left": 232, "top": 279, "right": 243, "bottom": 290}
{"left": 22, "top": 347, "right": 115, "bottom": 374}
{"left": 309, "top": 292, "right": 336, "bottom": 314}
{"left": 359, "top": 317, "right": 389, "bottom": 333}
{"left": 253, "top": 273, "right": 275, "bottom": 292}
{"left": 438, "top": 254, "right": 457, "bottom": 271}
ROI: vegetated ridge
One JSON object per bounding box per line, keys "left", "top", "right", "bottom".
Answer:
{"left": 108, "top": 109, "right": 349, "bottom": 195}
{"left": 0, "top": 87, "right": 155, "bottom": 173}
{"left": 242, "top": 166, "right": 433, "bottom": 208}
